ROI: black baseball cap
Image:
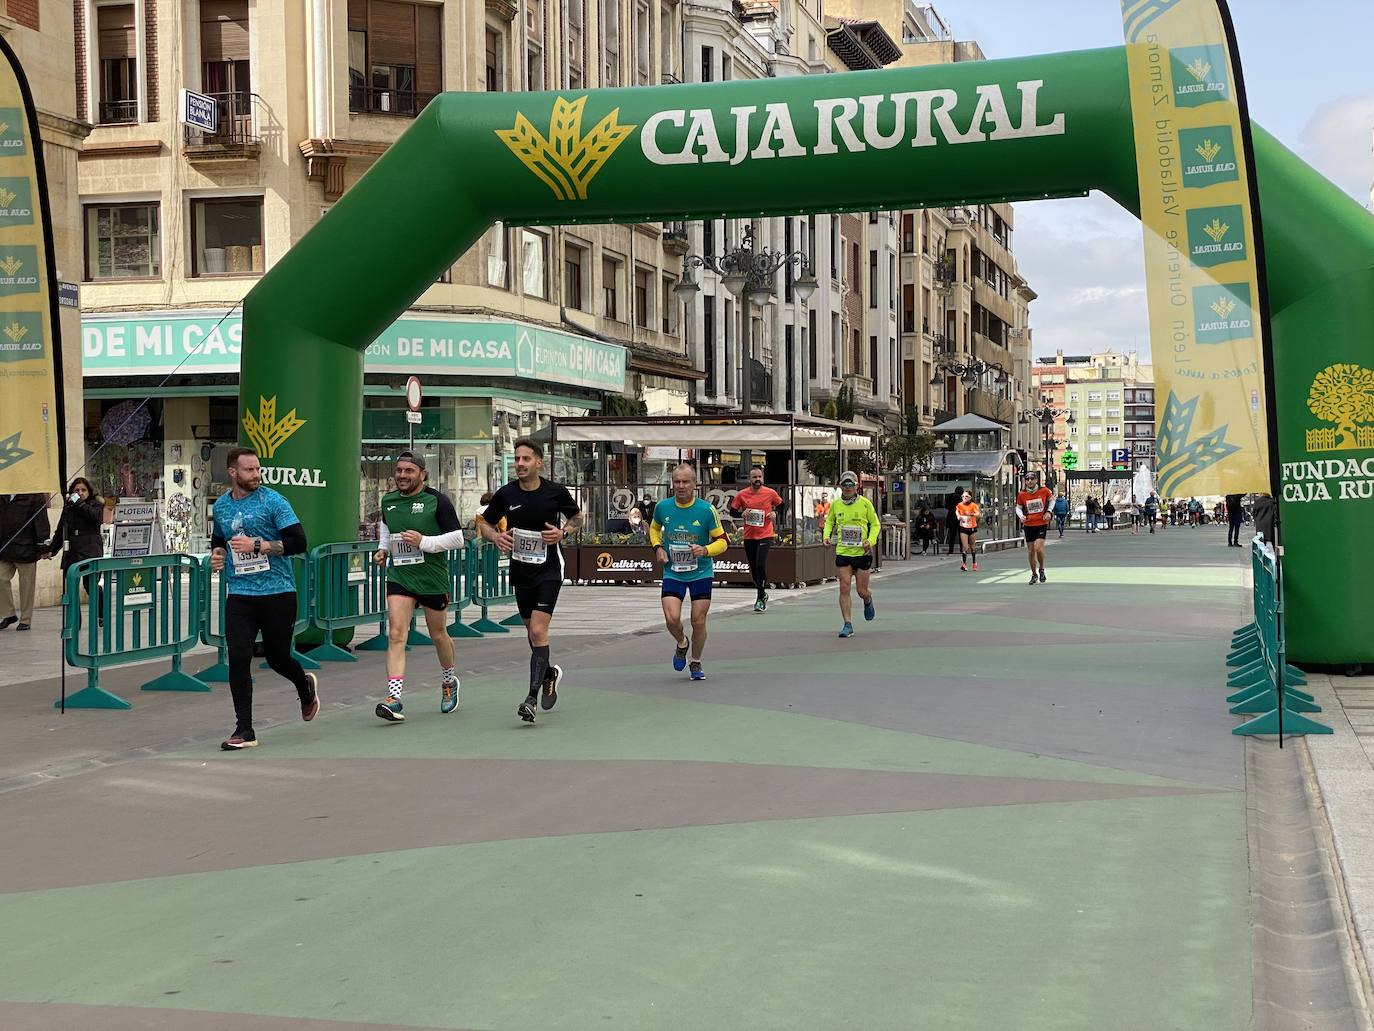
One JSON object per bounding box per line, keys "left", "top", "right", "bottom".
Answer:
{"left": 396, "top": 451, "right": 426, "bottom": 471}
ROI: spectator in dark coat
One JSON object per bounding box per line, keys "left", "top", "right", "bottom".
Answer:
{"left": 0, "top": 491, "right": 51, "bottom": 630}
{"left": 47, "top": 478, "right": 107, "bottom": 614}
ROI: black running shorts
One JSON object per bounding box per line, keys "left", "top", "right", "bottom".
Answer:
{"left": 386, "top": 580, "right": 449, "bottom": 612}
{"left": 834, "top": 554, "right": 873, "bottom": 571}
{"left": 1023, "top": 525, "right": 1048, "bottom": 543}
{"left": 515, "top": 576, "right": 562, "bottom": 620}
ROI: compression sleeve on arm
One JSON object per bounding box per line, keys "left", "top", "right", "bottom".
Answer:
{"left": 280, "top": 522, "right": 307, "bottom": 556}
{"left": 649, "top": 522, "right": 664, "bottom": 547}
{"left": 377, "top": 520, "right": 391, "bottom": 549}
{"left": 421, "top": 495, "right": 465, "bottom": 552}
{"left": 1016, "top": 505, "right": 1027, "bottom": 522}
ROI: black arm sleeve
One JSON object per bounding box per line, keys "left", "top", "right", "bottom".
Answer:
{"left": 279, "top": 522, "right": 307, "bottom": 556}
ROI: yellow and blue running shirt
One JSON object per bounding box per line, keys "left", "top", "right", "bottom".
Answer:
{"left": 651, "top": 498, "right": 727, "bottom": 582}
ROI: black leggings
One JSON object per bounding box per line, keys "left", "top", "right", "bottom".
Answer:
{"left": 226, "top": 592, "right": 311, "bottom": 731}
{"left": 743, "top": 537, "right": 772, "bottom": 596}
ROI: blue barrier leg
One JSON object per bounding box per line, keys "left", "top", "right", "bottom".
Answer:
{"left": 58, "top": 670, "right": 131, "bottom": 710}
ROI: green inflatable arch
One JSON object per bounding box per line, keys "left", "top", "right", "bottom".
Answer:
{"left": 241, "top": 46, "right": 1374, "bottom": 665}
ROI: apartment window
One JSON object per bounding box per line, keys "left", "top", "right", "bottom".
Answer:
{"left": 1106, "top": 408, "right": 1120, "bottom": 419}
{"left": 601, "top": 0, "right": 620, "bottom": 85}
{"left": 200, "top": 1, "right": 251, "bottom": 111}
{"left": 1088, "top": 408, "right": 1102, "bottom": 418}
{"left": 901, "top": 213, "right": 914, "bottom": 253}
{"left": 721, "top": 54, "right": 732, "bottom": 81}
{"left": 487, "top": 222, "right": 508, "bottom": 288}
{"left": 809, "top": 310, "right": 818, "bottom": 377}
{"left": 520, "top": 229, "right": 548, "bottom": 299}
{"left": 1106, "top": 425, "right": 1121, "bottom": 436}
{"left": 702, "top": 296, "right": 716, "bottom": 390}
{"left": 84, "top": 202, "right": 160, "bottom": 280}
{"left": 634, "top": 1, "right": 650, "bottom": 86}
{"left": 1087, "top": 426, "right": 1102, "bottom": 436}
{"left": 525, "top": 0, "right": 544, "bottom": 90}
{"left": 1087, "top": 442, "right": 1103, "bottom": 453}
{"left": 869, "top": 335, "right": 878, "bottom": 380}
{"left": 890, "top": 256, "right": 897, "bottom": 310}
{"left": 347, "top": 0, "right": 442, "bottom": 116}
{"left": 700, "top": 45, "right": 713, "bottom": 83}
{"left": 191, "top": 197, "right": 263, "bottom": 277}
{"left": 634, "top": 266, "right": 652, "bottom": 328}
{"left": 902, "top": 285, "right": 915, "bottom": 333}
{"left": 868, "top": 211, "right": 878, "bottom": 225}
{"left": 566, "top": 0, "right": 584, "bottom": 88}
{"left": 851, "top": 329, "right": 861, "bottom": 378}
{"left": 602, "top": 255, "right": 621, "bottom": 320}
{"left": 1106, "top": 391, "right": 1121, "bottom": 401}
{"left": 96, "top": 4, "right": 138, "bottom": 124}
{"left": 868, "top": 252, "right": 878, "bottom": 300}
{"left": 484, "top": 27, "right": 505, "bottom": 91}
{"left": 1069, "top": 392, "right": 1079, "bottom": 402}
{"left": 564, "top": 243, "right": 586, "bottom": 310}
{"left": 1087, "top": 391, "right": 1102, "bottom": 401}
{"left": 659, "top": 6, "right": 674, "bottom": 79}
{"left": 661, "top": 276, "right": 678, "bottom": 333}
{"left": 785, "top": 326, "right": 795, "bottom": 409}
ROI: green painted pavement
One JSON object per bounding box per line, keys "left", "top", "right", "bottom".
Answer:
{"left": 167, "top": 677, "right": 1193, "bottom": 788}
{"left": 711, "top": 607, "right": 1166, "bottom": 639}
{"left": 0, "top": 795, "right": 1248, "bottom": 1031}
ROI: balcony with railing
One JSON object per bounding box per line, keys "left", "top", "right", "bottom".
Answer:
{"left": 98, "top": 99, "right": 139, "bottom": 125}
{"left": 661, "top": 220, "right": 689, "bottom": 256}
{"left": 183, "top": 92, "right": 262, "bottom": 161}
{"left": 348, "top": 84, "right": 438, "bottom": 118}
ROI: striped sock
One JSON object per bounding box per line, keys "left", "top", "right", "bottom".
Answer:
{"left": 387, "top": 677, "right": 404, "bottom": 701}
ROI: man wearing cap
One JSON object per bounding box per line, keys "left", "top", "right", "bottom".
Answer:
{"left": 1016, "top": 470, "right": 1054, "bottom": 585}
{"left": 373, "top": 451, "right": 465, "bottom": 722}
{"left": 822, "top": 471, "right": 880, "bottom": 638}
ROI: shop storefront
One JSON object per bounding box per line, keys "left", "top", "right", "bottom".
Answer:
{"left": 80, "top": 311, "right": 629, "bottom": 546}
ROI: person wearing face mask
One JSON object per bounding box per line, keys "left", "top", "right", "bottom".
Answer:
{"left": 822, "top": 471, "right": 880, "bottom": 639}
{"left": 954, "top": 489, "right": 981, "bottom": 572}
{"left": 46, "top": 477, "right": 107, "bottom": 616}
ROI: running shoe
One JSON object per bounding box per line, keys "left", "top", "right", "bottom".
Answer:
{"left": 972, "top": 562, "right": 978, "bottom": 572}
{"left": 1038, "top": 570, "right": 1047, "bottom": 583}
{"left": 960, "top": 563, "right": 967, "bottom": 572}
{"left": 375, "top": 700, "right": 405, "bottom": 723}
{"left": 518, "top": 694, "right": 538, "bottom": 723}
{"left": 672, "top": 638, "right": 690, "bottom": 672}
{"left": 221, "top": 728, "right": 258, "bottom": 750}
{"left": 761, "top": 592, "right": 768, "bottom": 611}
{"left": 301, "top": 671, "right": 321, "bottom": 722}
{"left": 440, "top": 676, "right": 460, "bottom": 714}
{"left": 689, "top": 662, "right": 706, "bottom": 681}
{"left": 753, "top": 599, "right": 764, "bottom": 613}
{"left": 1028, "top": 574, "right": 1039, "bottom": 586}
{"left": 863, "top": 597, "right": 876, "bottom": 622}
{"left": 839, "top": 622, "right": 854, "bottom": 639}
{"left": 542, "top": 665, "right": 562, "bottom": 710}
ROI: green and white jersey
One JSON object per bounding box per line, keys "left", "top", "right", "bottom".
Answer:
{"left": 379, "top": 487, "right": 462, "bottom": 597}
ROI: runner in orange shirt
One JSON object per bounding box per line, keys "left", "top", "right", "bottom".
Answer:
{"left": 955, "top": 490, "right": 980, "bottom": 572}
{"left": 1016, "top": 470, "right": 1054, "bottom": 585}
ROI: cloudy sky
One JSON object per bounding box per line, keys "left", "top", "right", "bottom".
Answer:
{"left": 941, "top": 0, "right": 1374, "bottom": 360}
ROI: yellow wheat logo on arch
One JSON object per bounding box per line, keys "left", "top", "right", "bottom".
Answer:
{"left": 496, "top": 97, "right": 636, "bottom": 201}
{"left": 242, "top": 394, "right": 306, "bottom": 460}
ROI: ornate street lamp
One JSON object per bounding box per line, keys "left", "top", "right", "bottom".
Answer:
{"left": 673, "top": 224, "right": 817, "bottom": 305}
{"left": 1020, "top": 394, "right": 1074, "bottom": 488}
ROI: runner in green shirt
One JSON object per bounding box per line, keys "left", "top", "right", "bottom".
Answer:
{"left": 822, "top": 470, "right": 880, "bottom": 638}
{"left": 372, "top": 452, "right": 465, "bottom": 722}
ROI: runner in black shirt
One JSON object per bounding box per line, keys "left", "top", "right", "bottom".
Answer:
{"left": 479, "top": 439, "right": 582, "bottom": 724}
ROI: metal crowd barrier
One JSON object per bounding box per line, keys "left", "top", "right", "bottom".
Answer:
{"left": 309, "top": 541, "right": 389, "bottom": 661}
{"left": 60, "top": 554, "right": 207, "bottom": 709}
{"left": 1228, "top": 537, "right": 1329, "bottom": 737}
{"left": 468, "top": 539, "right": 522, "bottom": 633}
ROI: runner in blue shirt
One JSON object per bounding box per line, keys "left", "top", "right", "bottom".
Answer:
{"left": 210, "top": 446, "right": 319, "bottom": 751}
{"left": 651, "top": 463, "right": 728, "bottom": 681}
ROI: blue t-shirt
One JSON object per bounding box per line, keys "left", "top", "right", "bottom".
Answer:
{"left": 212, "top": 486, "right": 301, "bottom": 596}
{"left": 653, "top": 497, "right": 722, "bottom": 583}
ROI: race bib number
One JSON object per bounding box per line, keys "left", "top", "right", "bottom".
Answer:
{"left": 1026, "top": 498, "right": 1044, "bottom": 515}
{"left": 958, "top": 513, "right": 976, "bottom": 529}
{"left": 839, "top": 524, "right": 865, "bottom": 548}
{"left": 231, "top": 549, "right": 270, "bottom": 576}
{"left": 389, "top": 536, "right": 425, "bottom": 566}
{"left": 744, "top": 508, "right": 766, "bottom": 528}
{"left": 669, "top": 542, "right": 698, "bottom": 574}
{"left": 511, "top": 528, "right": 548, "bottom": 565}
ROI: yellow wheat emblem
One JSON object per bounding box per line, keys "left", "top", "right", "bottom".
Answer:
{"left": 1209, "top": 296, "right": 1237, "bottom": 319}
{"left": 1203, "top": 217, "right": 1230, "bottom": 243}
{"left": 3, "top": 321, "right": 27, "bottom": 342}
{"left": 1194, "top": 139, "right": 1222, "bottom": 163}
{"left": 242, "top": 395, "right": 306, "bottom": 460}
{"left": 496, "top": 96, "right": 636, "bottom": 201}
{"left": 1186, "top": 57, "right": 1212, "bottom": 82}
{"left": 0, "top": 188, "right": 16, "bottom": 208}
{"left": 0, "top": 123, "right": 10, "bottom": 137}
{"left": 0, "top": 256, "right": 23, "bottom": 276}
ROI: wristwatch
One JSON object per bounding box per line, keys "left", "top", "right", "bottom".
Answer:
{"left": 252, "top": 538, "right": 262, "bottom": 556}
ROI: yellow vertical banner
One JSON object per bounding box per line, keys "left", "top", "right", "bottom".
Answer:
{"left": 1121, "top": 0, "right": 1271, "bottom": 496}
{"left": 0, "top": 37, "right": 62, "bottom": 494}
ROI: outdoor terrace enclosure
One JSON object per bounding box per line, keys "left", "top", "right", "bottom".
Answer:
{"left": 241, "top": 45, "right": 1374, "bottom": 665}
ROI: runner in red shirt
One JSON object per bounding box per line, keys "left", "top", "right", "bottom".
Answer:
{"left": 729, "top": 465, "right": 785, "bottom": 612}
{"left": 1017, "top": 470, "right": 1054, "bottom": 585}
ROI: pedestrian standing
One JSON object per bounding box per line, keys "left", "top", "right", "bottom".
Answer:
{"left": 914, "top": 503, "right": 936, "bottom": 554}
{"left": 1225, "top": 493, "right": 1245, "bottom": 548}
{"left": 0, "top": 492, "right": 50, "bottom": 631}
{"left": 1085, "top": 496, "right": 1100, "bottom": 533}
{"left": 944, "top": 489, "right": 962, "bottom": 554}
{"left": 1144, "top": 493, "right": 1159, "bottom": 533}
{"left": 1052, "top": 492, "right": 1069, "bottom": 538}
{"left": 1103, "top": 499, "right": 1116, "bottom": 531}
{"left": 1128, "top": 495, "right": 1141, "bottom": 535}
{"left": 46, "top": 478, "right": 106, "bottom": 615}
{"left": 210, "top": 447, "right": 320, "bottom": 750}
